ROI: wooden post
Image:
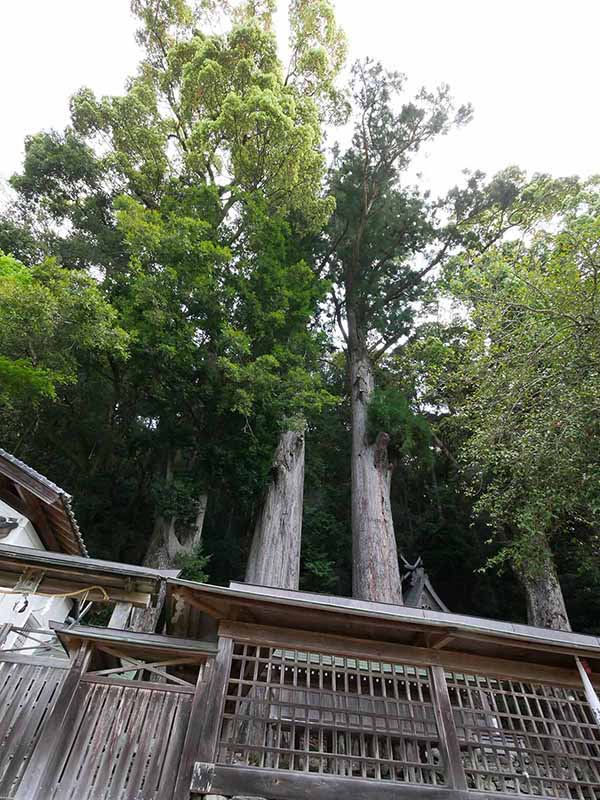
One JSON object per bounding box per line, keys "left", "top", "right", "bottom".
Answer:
{"left": 15, "top": 642, "right": 92, "bottom": 799}
{"left": 108, "top": 601, "right": 132, "bottom": 629}
{"left": 0, "top": 622, "right": 11, "bottom": 647}
{"left": 174, "top": 636, "right": 233, "bottom": 798}
{"left": 430, "top": 665, "right": 468, "bottom": 791}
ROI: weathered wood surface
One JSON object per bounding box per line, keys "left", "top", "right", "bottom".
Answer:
{"left": 51, "top": 621, "right": 218, "bottom": 659}
{"left": 218, "top": 620, "right": 600, "bottom": 689}
{"left": 245, "top": 430, "right": 305, "bottom": 590}
{"left": 0, "top": 541, "right": 171, "bottom": 603}
{"left": 0, "top": 660, "right": 65, "bottom": 798}
{"left": 192, "top": 762, "right": 595, "bottom": 800}
{"left": 172, "top": 578, "right": 600, "bottom": 668}
{"left": 42, "top": 679, "right": 193, "bottom": 799}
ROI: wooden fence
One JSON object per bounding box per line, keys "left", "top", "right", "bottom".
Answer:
{"left": 0, "top": 623, "right": 211, "bottom": 800}
{"left": 0, "top": 656, "right": 68, "bottom": 798}
{"left": 1, "top": 621, "right": 600, "bottom": 800}
{"left": 191, "top": 623, "right": 600, "bottom": 800}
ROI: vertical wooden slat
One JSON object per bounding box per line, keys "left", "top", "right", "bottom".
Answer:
{"left": 102, "top": 685, "right": 153, "bottom": 798}
{"left": 0, "top": 665, "right": 62, "bottom": 797}
{"left": 88, "top": 685, "right": 137, "bottom": 797}
{"left": 15, "top": 643, "right": 91, "bottom": 800}
{"left": 430, "top": 665, "right": 467, "bottom": 791}
{"left": 0, "top": 622, "right": 11, "bottom": 647}
{"left": 49, "top": 682, "right": 104, "bottom": 800}
{"left": 155, "top": 692, "right": 193, "bottom": 798}
{"left": 123, "top": 689, "right": 166, "bottom": 800}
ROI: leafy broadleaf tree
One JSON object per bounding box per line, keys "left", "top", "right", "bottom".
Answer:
{"left": 445, "top": 179, "right": 599, "bottom": 630}
{"left": 0, "top": 0, "right": 345, "bottom": 574}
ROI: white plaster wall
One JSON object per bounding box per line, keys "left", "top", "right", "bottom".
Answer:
{"left": 0, "top": 497, "right": 72, "bottom": 648}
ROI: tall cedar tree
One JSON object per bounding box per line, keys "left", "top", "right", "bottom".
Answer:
{"left": 324, "top": 61, "right": 471, "bottom": 603}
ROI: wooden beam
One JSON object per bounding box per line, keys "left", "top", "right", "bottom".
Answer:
{"left": 50, "top": 622, "right": 219, "bottom": 660}
{"left": 108, "top": 602, "right": 132, "bottom": 629}
{"left": 173, "top": 660, "right": 216, "bottom": 798}
{"left": 218, "top": 619, "right": 599, "bottom": 689}
{"left": 428, "top": 631, "right": 457, "bottom": 650}
{"left": 0, "top": 453, "right": 59, "bottom": 504}
{"left": 0, "top": 570, "right": 151, "bottom": 607}
{"left": 430, "top": 665, "right": 467, "bottom": 791}
{"left": 196, "top": 636, "right": 233, "bottom": 763}
{"left": 192, "top": 763, "right": 528, "bottom": 800}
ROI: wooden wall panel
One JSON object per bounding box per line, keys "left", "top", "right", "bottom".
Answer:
{"left": 0, "top": 660, "right": 65, "bottom": 798}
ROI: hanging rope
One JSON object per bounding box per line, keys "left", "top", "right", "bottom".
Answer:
{"left": 0, "top": 585, "right": 110, "bottom": 601}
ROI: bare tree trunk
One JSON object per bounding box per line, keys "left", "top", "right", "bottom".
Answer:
{"left": 143, "top": 453, "right": 208, "bottom": 569}
{"left": 350, "top": 348, "right": 403, "bottom": 604}
{"left": 514, "top": 537, "right": 571, "bottom": 631}
{"left": 245, "top": 430, "right": 305, "bottom": 590}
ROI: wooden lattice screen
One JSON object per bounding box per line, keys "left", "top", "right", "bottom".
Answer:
{"left": 45, "top": 678, "right": 194, "bottom": 799}
{"left": 0, "top": 658, "right": 68, "bottom": 798}
{"left": 218, "top": 641, "right": 446, "bottom": 785}
{"left": 446, "top": 669, "right": 600, "bottom": 799}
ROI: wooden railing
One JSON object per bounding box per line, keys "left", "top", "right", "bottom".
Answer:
{"left": 1, "top": 620, "right": 600, "bottom": 799}
{"left": 190, "top": 623, "right": 600, "bottom": 800}
{"left": 0, "top": 623, "right": 213, "bottom": 800}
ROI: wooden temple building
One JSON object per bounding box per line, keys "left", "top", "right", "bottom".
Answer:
{"left": 0, "top": 457, "right": 600, "bottom": 799}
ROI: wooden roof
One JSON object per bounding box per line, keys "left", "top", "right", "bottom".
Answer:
{"left": 51, "top": 622, "right": 218, "bottom": 660}
{"left": 0, "top": 449, "right": 87, "bottom": 557}
{"left": 0, "top": 543, "right": 178, "bottom": 606}
{"left": 168, "top": 579, "right": 600, "bottom": 673}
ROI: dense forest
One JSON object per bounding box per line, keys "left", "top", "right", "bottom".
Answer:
{"left": 1, "top": 0, "right": 599, "bottom": 633}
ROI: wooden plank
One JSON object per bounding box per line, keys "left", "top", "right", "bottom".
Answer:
{"left": 0, "top": 622, "right": 11, "bottom": 646}
{"left": 123, "top": 688, "right": 167, "bottom": 800}
{"left": 108, "top": 601, "right": 133, "bottom": 629}
{"left": 430, "top": 665, "right": 467, "bottom": 791}
{"left": 0, "top": 665, "right": 63, "bottom": 797}
{"left": 0, "top": 570, "right": 151, "bottom": 607}
{"left": 218, "top": 620, "right": 599, "bottom": 689}
{"left": 0, "top": 453, "right": 59, "bottom": 503}
{"left": 173, "top": 662, "right": 215, "bottom": 799}
{"left": 14, "top": 643, "right": 91, "bottom": 800}
{"left": 0, "top": 652, "right": 69, "bottom": 668}
{"left": 191, "top": 763, "right": 463, "bottom": 799}
{"left": 63, "top": 684, "right": 127, "bottom": 799}
{"left": 51, "top": 622, "right": 218, "bottom": 659}
{"left": 79, "top": 684, "right": 137, "bottom": 799}
{"left": 157, "top": 692, "right": 193, "bottom": 798}
{"left": 197, "top": 636, "right": 233, "bottom": 764}
{"left": 47, "top": 681, "right": 103, "bottom": 800}
{"left": 174, "top": 637, "right": 232, "bottom": 798}
{"left": 80, "top": 674, "right": 195, "bottom": 693}
{"left": 191, "top": 763, "right": 569, "bottom": 800}
{"left": 135, "top": 691, "right": 180, "bottom": 797}
{"left": 99, "top": 685, "right": 152, "bottom": 798}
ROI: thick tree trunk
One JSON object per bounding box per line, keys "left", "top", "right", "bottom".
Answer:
{"left": 245, "top": 429, "right": 305, "bottom": 590}
{"left": 349, "top": 348, "right": 403, "bottom": 604}
{"left": 143, "top": 454, "right": 208, "bottom": 569}
{"left": 514, "top": 537, "right": 571, "bottom": 631}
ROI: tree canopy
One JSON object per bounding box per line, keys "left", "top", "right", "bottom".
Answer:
{"left": 1, "top": 0, "right": 599, "bottom": 632}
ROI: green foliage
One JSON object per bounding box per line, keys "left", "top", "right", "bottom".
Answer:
{"left": 367, "top": 388, "right": 431, "bottom": 460}
{"left": 443, "top": 179, "right": 600, "bottom": 582}
{"left": 176, "top": 543, "right": 211, "bottom": 583}
{"left": 0, "top": 250, "right": 128, "bottom": 411}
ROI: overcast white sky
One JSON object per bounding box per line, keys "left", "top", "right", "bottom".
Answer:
{"left": 0, "top": 0, "right": 598, "bottom": 198}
